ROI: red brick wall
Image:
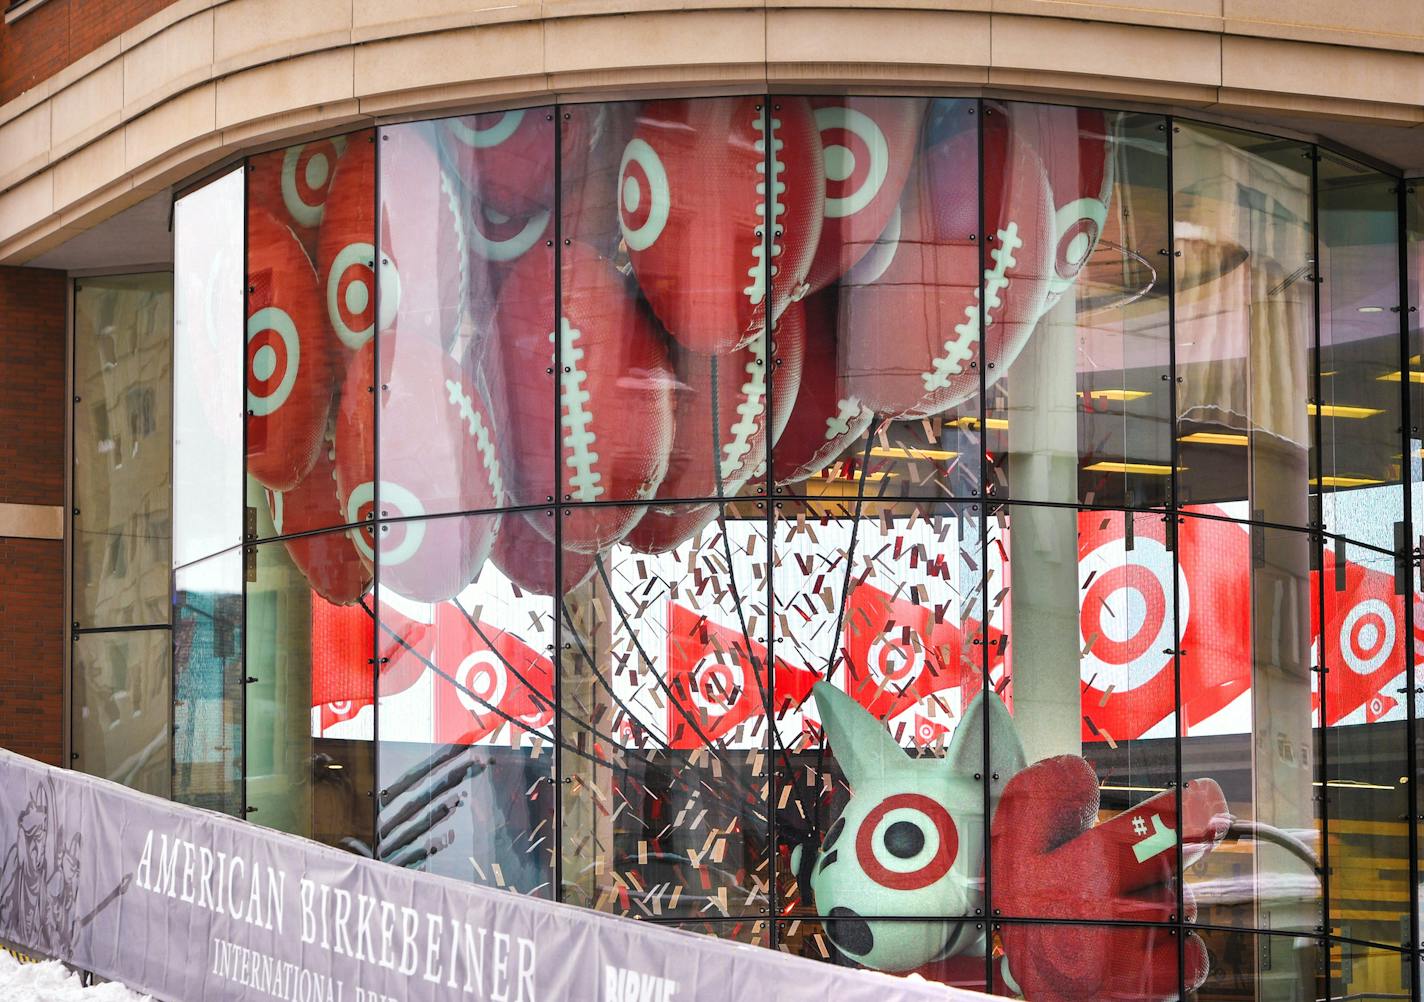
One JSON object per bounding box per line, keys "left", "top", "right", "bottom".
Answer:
{"left": 0, "top": 0, "right": 179, "bottom": 106}
{"left": 0, "top": 265, "right": 66, "bottom": 765}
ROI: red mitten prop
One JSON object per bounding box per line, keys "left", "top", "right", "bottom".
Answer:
{"left": 991, "top": 755, "right": 1230, "bottom": 1002}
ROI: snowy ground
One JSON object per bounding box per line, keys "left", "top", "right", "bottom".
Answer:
{"left": 0, "top": 952, "right": 150, "bottom": 1001}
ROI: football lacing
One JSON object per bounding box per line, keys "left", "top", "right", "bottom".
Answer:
{"left": 922, "top": 221, "right": 1022, "bottom": 395}
{"left": 721, "top": 335, "right": 767, "bottom": 481}
{"left": 554, "top": 319, "right": 603, "bottom": 500}
{"left": 744, "top": 111, "right": 786, "bottom": 310}
{"left": 444, "top": 377, "right": 505, "bottom": 504}
{"left": 825, "top": 397, "right": 870, "bottom": 441}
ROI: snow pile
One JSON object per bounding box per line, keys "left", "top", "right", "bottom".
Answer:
{"left": 0, "top": 951, "right": 151, "bottom": 1001}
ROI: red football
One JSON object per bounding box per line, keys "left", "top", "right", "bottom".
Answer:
{"left": 619, "top": 96, "right": 824, "bottom": 355}
{"left": 333, "top": 332, "right": 505, "bottom": 603}
{"left": 437, "top": 107, "right": 580, "bottom": 218}
{"left": 249, "top": 136, "right": 348, "bottom": 260}
{"left": 490, "top": 509, "right": 597, "bottom": 596}
{"left": 246, "top": 208, "right": 338, "bottom": 491}
{"left": 380, "top": 126, "right": 470, "bottom": 350}
{"left": 1011, "top": 106, "right": 1115, "bottom": 308}
{"left": 628, "top": 303, "right": 807, "bottom": 553}
{"left": 774, "top": 288, "right": 873, "bottom": 483}
{"left": 491, "top": 241, "right": 674, "bottom": 552}
{"left": 805, "top": 98, "right": 925, "bottom": 294}
{"left": 838, "top": 109, "right": 1055, "bottom": 418}
{"left": 266, "top": 435, "right": 372, "bottom": 605}
{"left": 316, "top": 137, "right": 397, "bottom": 351}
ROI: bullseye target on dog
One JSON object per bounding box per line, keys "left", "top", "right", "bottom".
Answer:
{"left": 1078, "top": 533, "right": 1184, "bottom": 694}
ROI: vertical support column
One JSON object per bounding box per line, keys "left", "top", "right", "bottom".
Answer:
{"left": 1004, "top": 292, "right": 1083, "bottom": 764}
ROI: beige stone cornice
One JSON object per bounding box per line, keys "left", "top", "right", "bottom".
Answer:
{"left": 3, "top": 0, "right": 1424, "bottom": 264}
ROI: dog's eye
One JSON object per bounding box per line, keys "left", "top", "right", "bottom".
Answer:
{"left": 883, "top": 820, "right": 924, "bottom": 859}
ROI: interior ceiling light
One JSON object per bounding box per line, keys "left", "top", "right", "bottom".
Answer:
{"left": 1076, "top": 389, "right": 1151, "bottom": 401}
{"left": 869, "top": 446, "right": 959, "bottom": 461}
{"left": 1378, "top": 370, "right": 1424, "bottom": 383}
{"left": 945, "top": 417, "right": 1009, "bottom": 430}
{"left": 1306, "top": 403, "right": 1384, "bottom": 419}
{"left": 1083, "top": 461, "right": 1179, "bottom": 476}
{"left": 1180, "top": 431, "right": 1249, "bottom": 447}
{"left": 1311, "top": 475, "right": 1385, "bottom": 488}
{"left": 1357, "top": 306, "right": 1386, "bottom": 313}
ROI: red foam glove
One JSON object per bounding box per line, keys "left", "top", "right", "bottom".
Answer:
{"left": 990, "top": 755, "right": 1230, "bottom": 1002}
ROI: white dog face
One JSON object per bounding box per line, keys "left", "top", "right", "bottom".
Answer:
{"left": 795, "top": 683, "right": 1025, "bottom": 972}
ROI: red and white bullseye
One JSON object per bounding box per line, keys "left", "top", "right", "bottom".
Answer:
{"left": 455, "top": 650, "right": 508, "bottom": 716}
{"left": 246, "top": 308, "right": 299, "bottom": 415}
{"left": 282, "top": 138, "right": 346, "bottom": 231}
{"left": 618, "top": 139, "right": 670, "bottom": 252}
{"left": 1340, "top": 598, "right": 1394, "bottom": 676}
{"left": 1078, "top": 536, "right": 1183, "bottom": 692}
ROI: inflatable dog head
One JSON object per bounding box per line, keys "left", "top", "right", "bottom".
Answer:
{"left": 793, "top": 682, "right": 1026, "bottom": 972}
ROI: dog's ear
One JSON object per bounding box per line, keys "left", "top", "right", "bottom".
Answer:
{"left": 813, "top": 682, "right": 907, "bottom": 790}
{"left": 944, "top": 691, "right": 1027, "bottom": 802}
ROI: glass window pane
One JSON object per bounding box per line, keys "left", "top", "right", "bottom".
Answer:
{"left": 1179, "top": 514, "right": 1321, "bottom": 934}
{"left": 1193, "top": 927, "right": 1324, "bottom": 999}
{"left": 559, "top": 502, "right": 770, "bottom": 919}
{"left": 1173, "top": 123, "right": 1314, "bottom": 528}
{"left": 174, "top": 167, "right": 245, "bottom": 567}
{"left": 1321, "top": 544, "right": 1410, "bottom": 948}
{"left": 73, "top": 273, "right": 173, "bottom": 628}
{"left": 72, "top": 629, "right": 171, "bottom": 797}
{"left": 985, "top": 105, "right": 1173, "bottom": 508}
{"left": 777, "top": 918, "right": 986, "bottom": 992}
{"left": 1332, "top": 940, "right": 1411, "bottom": 1001}
{"left": 375, "top": 511, "right": 555, "bottom": 896}
{"left": 777, "top": 98, "right": 981, "bottom": 500}
{"left": 247, "top": 531, "right": 374, "bottom": 850}
{"left": 174, "top": 549, "right": 244, "bottom": 815}
{"left": 988, "top": 922, "right": 1182, "bottom": 1002}
{"left": 770, "top": 498, "right": 980, "bottom": 928}
{"left": 989, "top": 505, "right": 1179, "bottom": 923}
{"left": 1317, "top": 154, "right": 1405, "bottom": 546}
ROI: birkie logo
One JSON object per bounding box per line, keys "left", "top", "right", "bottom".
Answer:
{"left": 604, "top": 964, "right": 678, "bottom": 1002}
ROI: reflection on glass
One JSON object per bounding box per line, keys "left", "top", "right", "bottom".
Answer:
{"left": 778, "top": 919, "right": 986, "bottom": 992}
{"left": 247, "top": 533, "right": 373, "bottom": 849}
{"left": 1193, "top": 927, "right": 1323, "bottom": 1001}
{"left": 174, "top": 550, "right": 243, "bottom": 815}
{"left": 991, "top": 508, "right": 1183, "bottom": 923}
{"left": 73, "top": 274, "right": 173, "bottom": 628}
{"left": 989, "top": 922, "right": 1183, "bottom": 1002}
{"left": 1331, "top": 939, "right": 1412, "bottom": 1001}
{"left": 72, "top": 630, "right": 171, "bottom": 798}
{"left": 1173, "top": 123, "right": 1313, "bottom": 527}
{"left": 374, "top": 511, "right": 555, "bottom": 896}
{"left": 174, "top": 167, "right": 245, "bottom": 568}
{"left": 985, "top": 106, "right": 1172, "bottom": 509}
{"left": 560, "top": 503, "right": 770, "bottom": 918}
{"left": 1317, "top": 153, "right": 1404, "bottom": 546}
{"left": 1320, "top": 544, "right": 1410, "bottom": 948}
{"left": 1179, "top": 516, "right": 1321, "bottom": 935}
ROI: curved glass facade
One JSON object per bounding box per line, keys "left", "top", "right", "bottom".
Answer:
{"left": 163, "top": 95, "right": 1420, "bottom": 999}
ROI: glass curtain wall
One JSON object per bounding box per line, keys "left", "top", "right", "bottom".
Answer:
{"left": 158, "top": 99, "right": 1421, "bottom": 1000}
{"left": 71, "top": 273, "right": 174, "bottom": 798}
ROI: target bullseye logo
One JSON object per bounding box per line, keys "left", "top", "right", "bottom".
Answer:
{"left": 1053, "top": 197, "right": 1106, "bottom": 283}
{"left": 686, "top": 655, "right": 739, "bottom": 719}
{"left": 617, "top": 138, "right": 670, "bottom": 252}
{"left": 856, "top": 793, "right": 958, "bottom": 892}
{"left": 470, "top": 204, "right": 547, "bottom": 263}
{"left": 281, "top": 137, "right": 346, "bottom": 229}
{"left": 447, "top": 110, "right": 524, "bottom": 150}
{"left": 815, "top": 106, "right": 890, "bottom": 220}
{"left": 329, "top": 700, "right": 354, "bottom": 718}
{"left": 1079, "top": 535, "right": 1185, "bottom": 692}
{"left": 326, "top": 243, "right": 399, "bottom": 349}
{"left": 1340, "top": 598, "right": 1394, "bottom": 675}
{"left": 865, "top": 635, "right": 925, "bottom": 690}
{"left": 246, "top": 307, "right": 300, "bottom": 416}
{"left": 455, "top": 650, "right": 509, "bottom": 717}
